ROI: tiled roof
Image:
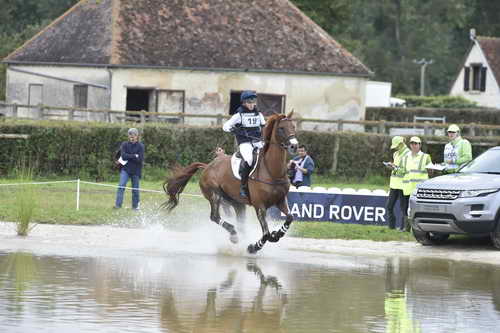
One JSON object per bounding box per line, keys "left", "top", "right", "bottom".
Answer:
{"left": 477, "top": 36, "right": 500, "bottom": 86}
{"left": 5, "top": 0, "right": 371, "bottom": 76}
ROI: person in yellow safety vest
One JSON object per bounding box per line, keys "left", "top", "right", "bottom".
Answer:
{"left": 401, "top": 136, "right": 432, "bottom": 231}
{"left": 385, "top": 136, "right": 410, "bottom": 231}
{"left": 443, "top": 124, "right": 472, "bottom": 173}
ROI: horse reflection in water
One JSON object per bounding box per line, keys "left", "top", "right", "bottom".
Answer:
{"left": 163, "top": 112, "right": 298, "bottom": 253}
{"left": 159, "top": 260, "right": 288, "bottom": 333}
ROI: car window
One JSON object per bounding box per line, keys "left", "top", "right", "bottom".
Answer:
{"left": 460, "top": 149, "right": 500, "bottom": 173}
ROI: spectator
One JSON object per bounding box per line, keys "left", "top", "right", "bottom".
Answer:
{"left": 287, "top": 144, "right": 315, "bottom": 188}
{"left": 443, "top": 124, "right": 472, "bottom": 173}
{"left": 385, "top": 136, "right": 410, "bottom": 230}
{"left": 114, "top": 128, "right": 145, "bottom": 210}
{"left": 401, "top": 136, "right": 432, "bottom": 231}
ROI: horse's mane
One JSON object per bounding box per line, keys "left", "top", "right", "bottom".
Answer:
{"left": 262, "top": 114, "right": 286, "bottom": 152}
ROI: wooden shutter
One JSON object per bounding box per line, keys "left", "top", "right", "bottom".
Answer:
{"left": 463, "top": 67, "right": 470, "bottom": 91}
{"left": 480, "top": 67, "right": 487, "bottom": 92}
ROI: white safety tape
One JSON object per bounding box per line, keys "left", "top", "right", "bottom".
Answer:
{"left": 0, "top": 179, "right": 203, "bottom": 198}
{"left": 0, "top": 180, "right": 77, "bottom": 186}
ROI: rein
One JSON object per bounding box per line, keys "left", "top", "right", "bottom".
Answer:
{"left": 248, "top": 117, "right": 293, "bottom": 186}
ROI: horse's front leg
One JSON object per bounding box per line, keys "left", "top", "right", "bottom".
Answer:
{"left": 269, "top": 197, "right": 293, "bottom": 243}
{"left": 247, "top": 207, "right": 270, "bottom": 254}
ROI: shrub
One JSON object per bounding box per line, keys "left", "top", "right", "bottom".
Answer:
{"left": 396, "top": 95, "right": 479, "bottom": 108}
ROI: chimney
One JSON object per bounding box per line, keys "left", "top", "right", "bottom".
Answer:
{"left": 470, "top": 28, "right": 476, "bottom": 41}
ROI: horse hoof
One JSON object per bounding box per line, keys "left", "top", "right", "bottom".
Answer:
{"left": 247, "top": 244, "right": 257, "bottom": 254}
{"left": 230, "top": 233, "right": 239, "bottom": 244}
{"left": 268, "top": 231, "right": 279, "bottom": 243}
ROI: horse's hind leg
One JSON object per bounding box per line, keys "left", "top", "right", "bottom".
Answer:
{"left": 247, "top": 208, "right": 270, "bottom": 254}
{"left": 233, "top": 202, "right": 246, "bottom": 235}
{"left": 269, "top": 198, "right": 293, "bottom": 243}
{"left": 208, "top": 193, "right": 239, "bottom": 244}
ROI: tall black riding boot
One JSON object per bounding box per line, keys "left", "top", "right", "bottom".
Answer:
{"left": 239, "top": 162, "right": 251, "bottom": 198}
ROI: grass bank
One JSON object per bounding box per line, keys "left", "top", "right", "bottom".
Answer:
{"left": 0, "top": 175, "right": 415, "bottom": 242}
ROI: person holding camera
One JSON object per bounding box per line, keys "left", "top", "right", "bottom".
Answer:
{"left": 287, "top": 145, "right": 315, "bottom": 188}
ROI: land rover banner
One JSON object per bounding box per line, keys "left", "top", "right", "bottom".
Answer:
{"left": 268, "top": 192, "right": 402, "bottom": 225}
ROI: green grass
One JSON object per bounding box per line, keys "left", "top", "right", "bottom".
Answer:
{"left": 289, "top": 222, "right": 414, "bottom": 241}
{"left": 0, "top": 175, "right": 414, "bottom": 242}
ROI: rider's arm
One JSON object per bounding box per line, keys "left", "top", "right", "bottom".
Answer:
{"left": 222, "top": 113, "right": 241, "bottom": 132}
{"left": 259, "top": 113, "right": 266, "bottom": 126}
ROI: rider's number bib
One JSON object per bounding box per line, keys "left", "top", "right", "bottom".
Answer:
{"left": 241, "top": 113, "right": 262, "bottom": 128}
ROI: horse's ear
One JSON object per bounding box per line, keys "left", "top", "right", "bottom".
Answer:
{"left": 287, "top": 109, "right": 294, "bottom": 119}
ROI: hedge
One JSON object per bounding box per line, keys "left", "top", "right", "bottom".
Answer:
{"left": 396, "top": 95, "right": 479, "bottom": 109}
{"left": 0, "top": 120, "right": 498, "bottom": 180}
{"left": 366, "top": 106, "right": 500, "bottom": 125}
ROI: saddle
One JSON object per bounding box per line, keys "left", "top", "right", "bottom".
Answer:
{"left": 231, "top": 149, "right": 260, "bottom": 180}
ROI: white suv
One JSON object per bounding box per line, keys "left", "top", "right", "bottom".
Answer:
{"left": 409, "top": 146, "right": 500, "bottom": 249}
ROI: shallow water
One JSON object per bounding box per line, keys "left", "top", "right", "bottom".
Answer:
{"left": 1, "top": 248, "right": 499, "bottom": 333}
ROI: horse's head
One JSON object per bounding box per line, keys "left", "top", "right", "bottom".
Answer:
{"left": 275, "top": 110, "right": 298, "bottom": 155}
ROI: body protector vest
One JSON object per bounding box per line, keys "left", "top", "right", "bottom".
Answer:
{"left": 389, "top": 147, "right": 410, "bottom": 190}
{"left": 402, "top": 152, "right": 431, "bottom": 196}
{"left": 234, "top": 106, "right": 265, "bottom": 145}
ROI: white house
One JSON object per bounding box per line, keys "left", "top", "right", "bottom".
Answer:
{"left": 3, "top": 0, "right": 372, "bottom": 129}
{"left": 450, "top": 33, "right": 500, "bottom": 109}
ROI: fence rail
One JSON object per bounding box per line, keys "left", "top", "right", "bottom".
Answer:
{"left": 1, "top": 101, "right": 500, "bottom": 137}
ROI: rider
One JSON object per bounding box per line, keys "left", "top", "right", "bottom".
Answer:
{"left": 223, "top": 90, "right": 266, "bottom": 198}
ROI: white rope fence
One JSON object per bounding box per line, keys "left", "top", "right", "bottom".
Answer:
{"left": 0, "top": 179, "right": 203, "bottom": 211}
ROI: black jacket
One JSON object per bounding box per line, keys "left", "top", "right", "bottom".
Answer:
{"left": 120, "top": 141, "right": 145, "bottom": 177}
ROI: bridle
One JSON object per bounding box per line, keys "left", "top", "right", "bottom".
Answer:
{"left": 275, "top": 118, "right": 297, "bottom": 150}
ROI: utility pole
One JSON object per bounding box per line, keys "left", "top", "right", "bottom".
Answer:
{"left": 413, "top": 58, "right": 433, "bottom": 96}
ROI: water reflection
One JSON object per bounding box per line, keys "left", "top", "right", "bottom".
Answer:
{"left": 0, "top": 251, "right": 499, "bottom": 332}
{"left": 158, "top": 259, "right": 289, "bottom": 332}
{"left": 0, "top": 252, "right": 38, "bottom": 295}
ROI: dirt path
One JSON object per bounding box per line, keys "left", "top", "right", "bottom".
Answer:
{"left": 1, "top": 222, "right": 499, "bottom": 266}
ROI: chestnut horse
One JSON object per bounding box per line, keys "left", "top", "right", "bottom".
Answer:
{"left": 163, "top": 111, "right": 298, "bottom": 254}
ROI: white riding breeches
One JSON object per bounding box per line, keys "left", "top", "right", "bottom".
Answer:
{"left": 239, "top": 141, "right": 263, "bottom": 166}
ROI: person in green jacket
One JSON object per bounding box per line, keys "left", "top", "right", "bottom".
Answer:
{"left": 443, "top": 124, "right": 472, "bottom": 173}
{"left": 385, "top": 136, "right": 410, "bottom": 230}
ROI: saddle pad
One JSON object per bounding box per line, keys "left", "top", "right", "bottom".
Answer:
{"left": 231, "top": 150, "right": 260, "bottom": 180}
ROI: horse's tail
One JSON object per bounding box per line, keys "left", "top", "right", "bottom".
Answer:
{"left": 161, "top": 162, "right": 207, "bottom": 212}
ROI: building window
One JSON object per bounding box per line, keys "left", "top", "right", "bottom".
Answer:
{"left": 464, "top": 64, "right": 487, "bottom": 92}
{"left": 74, "top": 85, "right": 88, "bottom": 108}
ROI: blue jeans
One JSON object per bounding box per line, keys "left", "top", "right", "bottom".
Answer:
{"left": 115, "top": 169, "right": 140, "bottom": 209}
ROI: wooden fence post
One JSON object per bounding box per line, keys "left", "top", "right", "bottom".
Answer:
{"left": 377, "top": 120, "right": 385, "bottom": 134}
{"left": 140, "top": 111, "right": 146, "bottom": 124}
{"left": 469, "top": 123, "right": 476, "bottom": 137}
{"left": 68, "top": 107, "right": 74, "bottom": 121}
{"left": 337, "top": 119, "right": 344, "bottom": 132}
{"left": 34, "top": 104, "right": 43, "bottom": 119}
{"left": 423, "top": 121, "right": 431, "bottom": 136}
{"left": 12, "top": 103, "right": 18, "bottom": 118}
{"left": 216, "top": 113, "right": 223, "bottom": 125}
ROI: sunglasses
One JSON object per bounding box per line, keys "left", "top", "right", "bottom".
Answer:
{"left": 447, "top": 131, "right": 457, "bottom": 134}
{"left": 410, "top": 142, "right": 420, "bottom": 144}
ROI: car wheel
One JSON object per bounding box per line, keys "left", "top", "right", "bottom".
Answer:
{"left": 490, "top": 220, "right": 500, "bottom": 250}
{"left": 412, "top": 228, "right": 449, "bottom": 245}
